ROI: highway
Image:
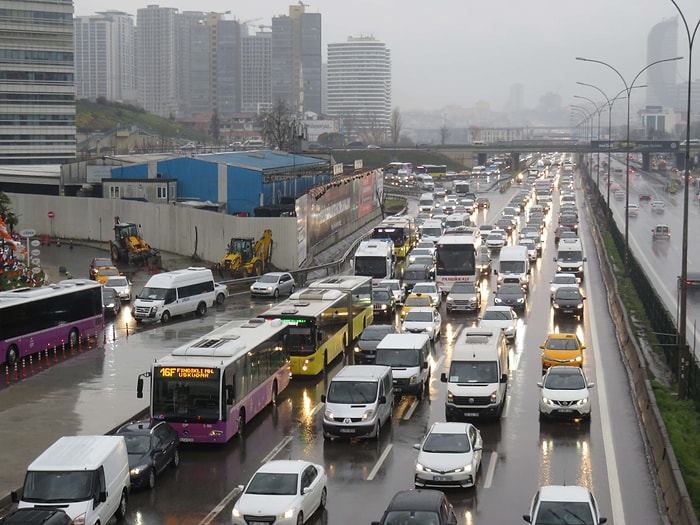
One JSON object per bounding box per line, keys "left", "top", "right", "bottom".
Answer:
{"left": 0, "top": 164, "right": 667, "bottom": 524}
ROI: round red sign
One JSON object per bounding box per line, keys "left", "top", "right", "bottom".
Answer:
{"left": 48, "top": 211, "right": 55, "bottom": 218}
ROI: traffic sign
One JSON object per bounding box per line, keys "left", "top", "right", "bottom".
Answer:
{"left": 19, "top": 229, "right": 36, "bottom": 238}
{"left": 47, "top": 211, "right": 55, "bottom": 219}
{"left": 30, "top": 240, "right": 41, "bottom": 247}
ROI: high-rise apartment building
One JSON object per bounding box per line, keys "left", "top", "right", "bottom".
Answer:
{"left": 74, "top": 11, "right": 136, "bottom": 102}
{"left": 242, "top": 30, "right": 272, "bottom": 113}
{"left": 271, "top": 5, "right": 322, "bottom": 115}
{"left": 177, "top": 11, "right": 211, "bottom": 118}
{"left": 213, "top": 18, "right": 242, "bottom": 117}
{"left": 0, "top": 0, "right": 76, "bottom": 164}
{"left": 647, "top": 17, "right": 679, "bottom": 109}
{"left": 136, "top": 5, "right": 179, "bottom": 118}
{"left": 327, "top": 36, "right": 391, "bottom": 141}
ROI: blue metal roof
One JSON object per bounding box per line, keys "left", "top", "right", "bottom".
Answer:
{"left": 195, "top": 150, "right": 327, "bottom": 173}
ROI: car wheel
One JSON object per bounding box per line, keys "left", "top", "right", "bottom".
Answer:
{"left": 373, "top": 421, "right": 381, "bottom": 441}
{"left": 296, "top": 512, "right": 304, "bottom": 525}
{"left": 289, "top": 285, "right": 295, "bottom": 295}
{"left": 273, "top": 288, "right": 279, "bottom": 298}
{"left": 319, "top": 487, "right": 327, "bottom": 509}
{"left": 216, "top": 292, "right": 226, "bottom": 305}
{"left": 170, "top": 448, "right": 180, "bottom": 468}
{"left": 237, "top": 410, "right": 246, "bottom": 437}
{"left": 147, "top": 468, "right": 156, "bottom": 490}
{"left": 161, "top": 310, "right": 171, "bottom": 323}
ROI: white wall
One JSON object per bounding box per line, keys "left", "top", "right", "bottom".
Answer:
{"left": 8, "top": 194, "right": 299, "bottom": 271}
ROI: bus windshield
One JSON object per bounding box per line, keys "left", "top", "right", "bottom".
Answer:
{"left": 152, "top": 369, "right": 222, "bottom": 422}
{"left": 355, "top": 257, "right": 388, "bottom": 277}
{"left": 436, "top": 245, "right": 477, "bottom": 275}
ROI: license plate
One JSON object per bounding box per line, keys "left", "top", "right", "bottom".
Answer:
{"left": 432, "top": 475, "right": 448, "bottom": 481}
{"left": 463, "top": 412, "right": 479, "bottom": 417}
{"left": 339, "top": 428, "right": 355, "bottom": 433}
{"left": 250, "top": 521, "right": 268, "bottom": 525}
{"left": 558, "top": 409, "right": 573, "bottom": 413}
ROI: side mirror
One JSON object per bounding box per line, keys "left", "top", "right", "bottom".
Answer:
{"left": 413, "top": 443, "right": 421, "bottom": 450}
{"left": 501, "top": 373, "right": 507, "bottom": 383}
{"left": 321, "top": 394, "right": 326, "bottom": 403}
{"left": 440, "top": 372, "right": 448, "bottom": 382}
{"left": 137, "top": 377, "right": 144, "bottom": 399}
{"left": 10, "top": 491, "right": 18, "bottom": 503}
{"left": 378, "top": 395, "right": 387, "bottom": 404}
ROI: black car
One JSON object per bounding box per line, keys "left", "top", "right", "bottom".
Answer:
{"left": 354, "top": 324, "right": 398, "bottom": 364}
{"left": 371, "top": 489, "right": 458, "bottom": 525}
{"left": 372, "top": 287, "right": 397, "bottom": 319}
{"left": 116, "top": 420, "right": 180, "bottom": 489}
{"left": 494, "top": 282, "right": 527, "bottom": 310}
{"left": 101, "top": 287, "right": 121, "bottom": 316}
{"left": 0, "top": 509, "right": 74, "bottom": 525}
{"left": 552, "top": 286, "right": 586, "bottom": 320}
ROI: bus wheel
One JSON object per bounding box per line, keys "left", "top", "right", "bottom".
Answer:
{"left": 237, "top": 410, "right": 246, "bottom": 437}
{"left": 271, "top": 381, "right": 278, "bottom": 406}
{"left": 5, "top": 345, "right": 18, "bottom": 366}
{"left": 68, "top": 328, "right": 79, "bottom": 349}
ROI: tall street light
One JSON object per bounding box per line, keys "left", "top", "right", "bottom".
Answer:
{"left": 569, "top": 107, "right": 591, "bottom": 145}
{"left": 574, "top": 95, "right": 603, "bottom": 186}
{"left": 576, "top": 56, "right": 683, "bottom": 270}
{"left": 668, "top": 0, "right": 700, "bottom": 399}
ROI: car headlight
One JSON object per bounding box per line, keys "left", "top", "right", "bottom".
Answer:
{"left": 72, "top": 514, "right": 87, "bottom": 525}
{"left": 576, "top": 303, "right": 584, "bottom": 309}
{"left": 354, "top": 346, "right": 362, "bottom": 353}
{"left": 362, "top": 408, "right": 375, "bottom": 420}
{"left": 281, "top": 509, "right": 296, "bottom": 520}
{"left": 324, "top": 408, "right": 335, "bottom": 420}
{"left": 553, "top": 303, "right": 560, "bottom": 308}
{"left": 541, "top": 396, "right": 556, "bottom": 406}
{"left": 416, "top": 462, "right": 426, "bottom": 472}
{"left": 446, "top": 296, "right": 454, "bottom": 304}
{"left": 489, "top": 390, "right": 498, "bottom": 403}
{"left": 575, "top": 397, "right": 589, "bottom": 406}
{"left": 409, "top": 373, "right": 420, "bottom": 384}
{"left": 249, "top": 285, "right": 255, "bottom": 292}
{"left": 130, "top": 464, "right": 150, "bottom": 476}
{"left": 516, "top": 298, "right": 524, "bottom": 303}
{"left": 232, "top": 507, "right": 242, "bottom": 518}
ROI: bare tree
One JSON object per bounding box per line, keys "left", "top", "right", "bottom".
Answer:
{"left": 440, "top": 114, "right": 449, "bottom": 145}
{"left": 390, "top": 107, "right": 402, "bottom": 149}
{"left": 259, "top": 99, "right": 295, "bottom": 150}
{"left": 359, "top": 112, "right": 386, "bottom": 145}
{"left": 209, "top": 111, "right": 220, "bottom": 142}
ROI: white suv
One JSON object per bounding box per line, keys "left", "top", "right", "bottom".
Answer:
{"left": 523, "top": 485, "right": 607, "bottom": 525}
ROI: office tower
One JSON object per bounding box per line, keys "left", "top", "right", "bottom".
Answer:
{"left": 0, "top": 0, "right": 76, "bottom": 164}
{"left": 177, "top": 11, "right": 211, "bottom": 118}
{"left": 136, "top": 5, "right": 179, "bottom": 118}
{"left": 647, "top": 17, "right": 679, "bottom": 109}
{"left": 271, "top": 5, "right": 322, "bottom": 115}
{"left": 327, "top": 36, "right": 392, "bottom": 141}
{"left": 242, "top": 30, "right": 272, "bottom": 113}
{"left": 74, "top": 11, "right": 136, "bottom": 102}
{"left": 213, "top": 18, "right": 242, "bottom": 117}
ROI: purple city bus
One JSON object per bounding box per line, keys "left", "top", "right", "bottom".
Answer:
{"left": 139, "top": 317, "right": 291, "bottom": 443}
{"left": 0, "top": 279, "right": 103, "bottom": 367}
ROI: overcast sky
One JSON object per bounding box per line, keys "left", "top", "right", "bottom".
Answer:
{"left": 74, "top": 0, "right": 700, "bottom": 113}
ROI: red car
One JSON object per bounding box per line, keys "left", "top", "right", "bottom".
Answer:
{"left": 639, "top": 193, "right": 652, "bottom": 201}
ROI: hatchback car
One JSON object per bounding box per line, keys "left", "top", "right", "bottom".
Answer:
{"left": 412, "top": 282, "right": 441, "bottom": 309}
{"left": 478, "top": 306, "right": 518, "bottom": 341}
{"left": 104, "top": 275, "right": 132, "bottom": 302}
{"left": 115, "top": 420, "right": 180, "bottom": 489}
{"left": 250, "top": 271, "right": 295, "bottom": 298}
{"left": 232, "top": 460, "right": 327, "bottom": 525}
{"left": 401, "top": 306, "right": 442, "bottom": 342}
{"left": 101, "top": 287, "right": 121, "bottom": 316}
{"left": 523, "top": 485, "right": 607, "bottom": 525}
{"left": 372, "top": 287, "right": 396, "bottom": 319}
{"left": 371, "top": 489, "right": 458, "bottom": 525}
{"left": 486, "top": 230, "right": 507, "bottom": 250}
{"left": 354, "top": 324, "right": 398, "bottom": 364}
{"left": 540, "top": 333, "right": 585, "bottom": 372}
{"left": 445, "top": 281, "right": 481, "bottom": 313}
{"left": 538, "top": 366, "right": 595, "bottom": 421}
{"left": 494, "top": 282, "right": 527, "bottom": 310}
{"left": 413, "top": 422, "right": 482, "bottom": 489}
{"left": 552, "top": 286, "right": 585, "bottom": 320}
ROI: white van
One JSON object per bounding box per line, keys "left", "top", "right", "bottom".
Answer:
{"left": 321, "top": 365, "right": 393, "bottom": 440}
{"left": 496, "top": 245, "right": 530, "bottom": 289}
{"left": 375, "top": 333, "right": 431, "bottom": 400}
{"left": 440, "top": 328, "right": 509, "bottom": 419}
{"left": 420, "top": 219, "right": 444, "bottom": 245}
{"left": 132, "top": 266, "right": 217, "bottom": 323}
{"left": 14, "top": 436, "right": 130, "bottom": 525}
{"left": 418, "top": 192, "right": 435, "bottom": 213}
{"left": 417, "top": 175, "right": 435, "bottom": 192}
{"left": 554, "top": 238, "right": 586, "bottom": 279}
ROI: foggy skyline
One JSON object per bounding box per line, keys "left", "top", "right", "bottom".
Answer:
{"left": 74, "top": 0, "right": 700, "bottom": 113}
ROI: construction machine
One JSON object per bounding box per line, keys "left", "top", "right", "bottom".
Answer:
{"left": 217, "top": 229, "right": 272, "bottom": 278}
{"left": 110, "top": 217, "right": 161, "bottom": 266}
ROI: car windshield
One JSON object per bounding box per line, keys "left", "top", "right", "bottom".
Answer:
{"left": 258, "top": 274, "right": 281, "bottom": 284}
{"left": 381, "top": 281, "right": 400, "bottom": 291}
{"left": 123, "top": 434, "right": 151, "bottom": 455}
{"left": 498, "top": 284, "right": 522, "bottom": 294}
{"left": 100, "top": 268, "right": 119, "bottom": 277}
{"left": 138, "top": 287, "right": 168, "bottom": 300}
{"left": 544, "top": 370, "right": 587, "bottom": 390}
{"left": 451, "top": 282, "right": 475, "bottom": 294}
{"left": 412, "top": 284, "right": 435, "bottom": 295}
{"left": 405, "top": 297, "right": 431, "bottom": 307}
{"left": 376, "top": 348, "right": 420, "bottom": 367}
{"left": 554, "top": 276, "right": 577, "bottom": 285}
{"left": 22, "top": 471, "right": 96, "bottom": 503}
{"left": 422, "top": 432, "right": 471, "bottom": 453}
{"left": 404, "top": 311, "right": 433, "bottom": 323}
{"left": 106, "top": 277, "right": 128, "bottom": 286}
{"left": 361, "top": 327, "right": 393, "bottom": 341}
{"left": 534, "top": 501, "right": 594, "bottom": 525}
{"left": 413, "top": 256, "right": 434, "bottom": 266}
{"left": 383, "top": 511, "right": 441, "bottom": 525}
{"left": 482, "top": 310, "right": 512, "bottom": 321}
{"left": 373, "top": 290, "right": 392, "bottom": 301}
{"left": 545, "top": 338, "right": 580, "bottom": 350}
{"left": 326, "top": 380, "right": 378, "bottom": 403}
{"left": 246, "top": 472, "right": 298, "bottom": 496}
{"left": 556, "top": 289, "right": 582, "bottom": 300}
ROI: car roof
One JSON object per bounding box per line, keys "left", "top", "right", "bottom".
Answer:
{"left": 537, "top": 485, "right": 594, "bottom": 503}
{"left": 429, "top": 421, "right": 472, "bottom": 434}
{"left": 262, "top": 271, "right": 288, "bottom": 277}
{"left": 256, "top": 459, "right": 313, "bottom": 474}
{"left": 546, "top": 333, "right": 580, "bottom": 340}
{"left": 387, "top": 489, "right": 447, "bottom": 511}
{"left": 405, "top": 307, "right": 435, "bottom": 314}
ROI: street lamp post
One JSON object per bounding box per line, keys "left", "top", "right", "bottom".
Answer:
{"left": 668, "top": 0, "right": 700, "bottom": 399}
{"left": 574, "top": 95, "right": 603, "bottom": 187}
{"left": 577, "top": 56, "right": 683, "bottom": 270}
{"left": 570, "top": 105, "right": 594, "bottom": 146}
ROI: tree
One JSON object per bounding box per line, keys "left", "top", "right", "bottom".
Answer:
{"left": 259, "top": 99, "right": 297, "bottom": 150}
{"left": 209, "top": 111, "right": 220, "bottom": 142}
{"left": 0, "top": 192, "right": 17, "bottom": 232}
{"left": 390, "top": 107, "right": 402, "bottom": 149}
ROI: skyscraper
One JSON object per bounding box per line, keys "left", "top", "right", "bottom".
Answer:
{"left": 327, "top": 36, "right": 392, "bottom": 142}
{"left": 0, "top": 0, "right": 76, "bottom": 164}
{"left": 242, "top": 30, "right": 272, "bottom": 113}
{"left": 647, "top": 17, "right": 679, "bottom": 109}
{"left": 74, "top": 11, "right": 136, "bottom": 102}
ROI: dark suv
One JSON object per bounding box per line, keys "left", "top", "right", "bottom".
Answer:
{"left": 371, "top": 489, "right": 458, "bottom": 525}
{"left": 115, "top": 420, "right": 180, "bottom": 489}
{"left": 354, "top": 324, "right": 398, "bottom": 364}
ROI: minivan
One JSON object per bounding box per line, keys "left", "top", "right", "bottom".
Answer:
{"left": 14, "top": 436, "right": 130, "bottom": 525}
{"left": 440, "top": 328, "right": 509, "bottom": 419}
{"left": 375, "top": 333, "right": 431, "bottom": 400}
{"left": 321, "top": 365, "right": 394, "bottom": 440}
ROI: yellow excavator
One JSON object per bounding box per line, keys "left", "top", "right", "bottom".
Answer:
{"left": 216, "top": 229, "right": 273, "bottom": 278}
{"left": 110, "top": 217, "right": 161, "bottom": 266}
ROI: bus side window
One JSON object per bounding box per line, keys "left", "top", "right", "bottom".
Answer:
{"left": 226, "top": 383, "right": 235, "bottom": 405}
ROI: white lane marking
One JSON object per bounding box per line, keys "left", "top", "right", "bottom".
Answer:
{"left": 199, "top": 486, "right": 242, "bottom": 525}
{"left": 367, "top": 443, "right": 393, "bottom": 481}
{"left": 482, "top": 451, "right": 498, "bottom": 489}
{"left": 403, "top": 399, "right": 418, "bottom": 420}
{"left": 589, "top": 269, "right": 626, "bottom": 525}
{"left": 261, "top": 435, "right": 294, "bottom": 463}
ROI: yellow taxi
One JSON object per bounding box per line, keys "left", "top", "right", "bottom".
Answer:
{"left": 400, "top": 293, "right": 434, "bottom": 320}
{"left": 95, "top": 265, "right": 121, "bottom": 285}
{"left": 540, "top": 333, "right": 585, "bottom": 373}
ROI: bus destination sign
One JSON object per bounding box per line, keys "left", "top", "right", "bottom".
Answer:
{"left": 157, "top": 367, "right": 217, "bottom": 379}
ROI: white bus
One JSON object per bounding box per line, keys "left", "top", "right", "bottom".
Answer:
{"left": 353, "top": 239, "right": 396, "bottom": 286}
{"left": 434, "top": 233, "right": 482, "bottom": 293}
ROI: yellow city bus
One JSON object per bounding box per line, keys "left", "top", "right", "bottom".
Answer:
{"left": 372, "top": 216, "right": 418, "bottom": 258}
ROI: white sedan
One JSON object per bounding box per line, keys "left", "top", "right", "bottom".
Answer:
{"left": 651, "top": 200, "right": 665, "bottom": 213}
{"left": 478, "top": 306, "right": 518, "bottom": 341}
{"left": 232, "top": 460, "right": 327, "bottom": 525}
{"left": 401, "top": 306, "right": 442, "bottom": 342}
{"left": 412, "top": 282, "right": 442, "bottom": 309}
{"left": 414, "top": 421, "right": 483, "bottom": 489}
